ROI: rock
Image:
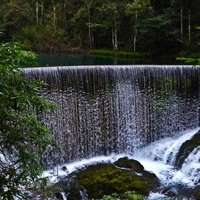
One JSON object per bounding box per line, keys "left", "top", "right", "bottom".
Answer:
{"left": 141, "top": 170, "right": 160, "bottom": 189}
{"left": 114, "top": 157, "right": 144, "bottom": 172}
{"left": 74, "top": 162, "right": 159, "bottom": 199}
{"left": 175, "top": 131, "right": 200, "bottom": 168}
{"left": 49, "top": 158, "right": 160, "bottom": 200}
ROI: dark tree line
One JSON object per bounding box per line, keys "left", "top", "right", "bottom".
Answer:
{"left": 0, "top": 0, "right": 200, "bottom": 57}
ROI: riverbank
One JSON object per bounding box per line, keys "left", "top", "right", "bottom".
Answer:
{"left": 89, "top": 49, "right": 147, "bottom": 60}
{"left": 176, "top": 52, "right": 200, "bottom": 65}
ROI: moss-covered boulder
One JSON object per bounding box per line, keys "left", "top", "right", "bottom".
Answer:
{"left": 175, "top": 131, "right": 200, "bottom": 168}
{"left": 78, "top": 164, "right": 144, "bottom": 198}
{"left": 44, "top": 158, "right": 159, "bottom": 200}
{"left": 73, "top": 162, "right": 159, "bottom": 199}
{"left": 114, "top": 157, "right": 144, "bottom": 172}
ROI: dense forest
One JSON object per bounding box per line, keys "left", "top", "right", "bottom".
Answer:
{"left": 0, "top": 0, "right": 200, "bottom": 61}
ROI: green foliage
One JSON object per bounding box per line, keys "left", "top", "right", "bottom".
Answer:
{"left": 15, "top": 25, "right": 66, "bottom": 53}
{"left": 0, "top": 42, "right": 38, "bottom": 67}
{"left": 90, "top": 49, "right": 145, "bottom": 59}
{"left": 0, "top": 42, "right": 53, "bottom": 199}
{"left": 177, "top": 57, "right": 200, "bottom": 64}
{"left": 0, "top": 0, "right": 200, "bottom": 59}
{"left": 126, "top": 0, "right": 151, "bottom": 14}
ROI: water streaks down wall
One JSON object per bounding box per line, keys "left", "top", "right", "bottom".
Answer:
{"left": 24, "top": 65, "right": 200, "bottom": 168}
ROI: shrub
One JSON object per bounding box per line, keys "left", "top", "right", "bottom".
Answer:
{"left": 0, "top": 42, "right": 53, "bottom": 199}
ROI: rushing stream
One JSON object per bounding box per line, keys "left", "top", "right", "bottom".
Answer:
{"left": 24, "top": 65, "right": 200, "bottom": 199}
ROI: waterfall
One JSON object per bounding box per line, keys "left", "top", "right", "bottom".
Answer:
{"left": 24, "top": 65, "right": 200, "bottom": 168}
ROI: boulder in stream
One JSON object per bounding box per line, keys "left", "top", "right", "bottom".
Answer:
{"left": 53, "top": 157, "right": 160, "bottom": 199}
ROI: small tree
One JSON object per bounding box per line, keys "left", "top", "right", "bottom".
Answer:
{"left": 126, "top": 0, "right": 151, "bottom": 52}
{"left": 97, "top": 0, "right": 122, "bottom": 50}
{"left": 0, "top": 43, "right": 53, "bottom": 200}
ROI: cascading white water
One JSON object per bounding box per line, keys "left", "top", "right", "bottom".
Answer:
{"left": 181, "top": 146, "right": 200, "bottom": 185}
{"left": 135, "top": 128, "right": 200, "bottom": 187}
{"left": 24, "top": 65, "right": 200, "bottom": 169}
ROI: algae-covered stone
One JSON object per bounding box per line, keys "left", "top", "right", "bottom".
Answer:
{"left": 114, "top": 157, "right": 144, "bottom": 172}
{"left": 175, "top": 131, "right": 200, "bottom": 168}
{"left": 76, "top": 163, "right": 159, "bottom": 199}
{"left": 47, "top": 158, "right": 159, "bottom": 200}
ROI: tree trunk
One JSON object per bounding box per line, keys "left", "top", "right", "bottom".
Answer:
{"left": 112, "top": 26, "right": 118, "bottom": 50}
{"left": 9, "top": 0, "right": 16, "bottom": 7}
{"left": 63, "top": 1, "right": 67, "bottom": 28}
{"left": 88, "top": 8, "right": 92, "bottom": 49}
{"left": 41, "top": 2, "right": 44, "bottom": 25}
{"left": 133, "top": 11, "right": 138, "bottom": 53}
{"left": 112, "top": 28, "right": 115, "bottom": 49}
{"left": 86, "top": 0, "right": 94, "bottom": 49}
{"left": 36, "top": 1, "right": 39, "bottom": 25}
{"left": 188, "top": 9, "right": 191, "bottom": 43}
{"left": 114, "top": 18, "right": 118, "bottom": 50}
{"left": 180, "top": 7, "right": 183, "bottom": 40}
{"left": 53, "top": 5, "right": 56, "bottom": 31}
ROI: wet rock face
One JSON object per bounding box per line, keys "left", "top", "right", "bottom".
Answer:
{"left": 175, "top": 131, "right": 200, "bottom": 168}
{"left": 54, "top": 158, "right": 160, "bottom": 199}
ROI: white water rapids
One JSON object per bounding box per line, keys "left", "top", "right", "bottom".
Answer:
{"left": 135, "top": 127, "right": 200, "bottom": 187}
